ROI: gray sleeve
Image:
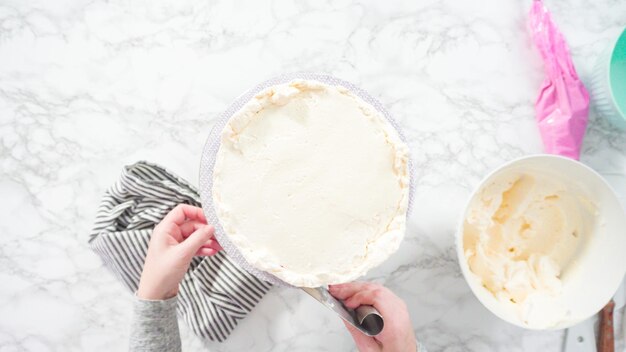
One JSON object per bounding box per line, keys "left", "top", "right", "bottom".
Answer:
{"left": 129, "top": 295, "right": 181, "bottom": 352}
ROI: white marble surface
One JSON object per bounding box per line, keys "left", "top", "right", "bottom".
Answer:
{"left": 1, "top": 0, "right": 626, "bottom": 351}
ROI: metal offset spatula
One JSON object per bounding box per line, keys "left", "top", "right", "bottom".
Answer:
{"left": 597, "top": 279, "right": 626, "bottom": 352}
{"left": 301, "top": 287, "right": 385, "bottom": 336}
{"left": 564, "top": 277, "right": 626, "bottom": 352}
{"left": 565, "top": 316, "right": 597, "bottom": 352}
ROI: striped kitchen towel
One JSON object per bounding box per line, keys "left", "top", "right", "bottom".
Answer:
{"left": 88, "top": 161, "right": 272, "bottom": 342}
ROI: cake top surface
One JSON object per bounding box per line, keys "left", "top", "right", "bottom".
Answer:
{"left": 212, "top": 80, "right": 409, "bottom": 287}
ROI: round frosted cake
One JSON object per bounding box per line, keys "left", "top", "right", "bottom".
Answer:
{"left": 212, "top": 80, "right": 409, "bottom": 287}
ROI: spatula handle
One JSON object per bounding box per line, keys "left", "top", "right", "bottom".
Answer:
{"left": 598, "top": 299, "right": 615, "bottom": 352}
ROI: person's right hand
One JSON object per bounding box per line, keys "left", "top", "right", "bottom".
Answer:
{"left": 329, "top": 282, "right": 417, "bottom": 352}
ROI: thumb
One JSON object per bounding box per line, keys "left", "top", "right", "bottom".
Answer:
{"left": 179, "top": 225, "right": 215, "bottom": 257}
{"left": 342, "top": 321, "right": 381, "bottom": 352}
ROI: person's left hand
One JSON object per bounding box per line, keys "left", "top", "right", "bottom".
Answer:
{"left": 137, "top": 204, "right": 222, "bottom": 300}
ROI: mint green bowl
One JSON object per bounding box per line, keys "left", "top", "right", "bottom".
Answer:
{"left": 591, "top": 28, "right": 626, "bottom": 129}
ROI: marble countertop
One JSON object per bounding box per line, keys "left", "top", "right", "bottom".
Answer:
{"left": 2, "top": 0, "right": 626, "bottom": 351}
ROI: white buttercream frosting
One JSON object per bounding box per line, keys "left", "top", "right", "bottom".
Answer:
{"left": 463, "top": 171, "right": 596, "bottom": 327}
{"left": 212, "top": 80, "right": 409, "bottom": 287}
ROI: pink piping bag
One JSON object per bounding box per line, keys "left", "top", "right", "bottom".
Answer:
{"left": 528, "top": 0, "right": 590, "bottom": 160}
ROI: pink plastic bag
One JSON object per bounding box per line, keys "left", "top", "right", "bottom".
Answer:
{"left": 529, "top": 0, "right": 590, "bottom": 160}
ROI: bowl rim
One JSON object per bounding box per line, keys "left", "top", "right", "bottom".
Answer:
{"left": 455, "top": 153, "right": 626, "bottom": 330}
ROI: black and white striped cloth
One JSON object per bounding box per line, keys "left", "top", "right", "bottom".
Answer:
{"left": 88, "top": 161, "right": 272, "bottom": 342}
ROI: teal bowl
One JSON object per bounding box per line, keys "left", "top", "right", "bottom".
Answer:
{"left": 591, "top": 28, "right": 626, "bottom": 129}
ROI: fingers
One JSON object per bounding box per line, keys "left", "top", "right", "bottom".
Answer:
{"left": 178, "top": 225, "right": 215, "bottom": 257}
{"left": 162, "top": 204, "right": 207, "bottom": 226}
{"left": 180, "top": 221, "right": 221, "bottom": 251}
{"left": 196, "top": 247, "right": 219, "bottom": 256}
{"left": 330, "top": 283, "right": 391, "bottom": 315}
{"left": 154, "top": 221, "right": 182, "bottom": 242}
{"left": 329, "top": 282, "right": 376, "bottom": 300}
{"left": 344, "top": 290, "right": 380, "bottom": 309}
{"left": 342, "top": 321, "right": 381, "bottom": 352}
{"left": 201, "top": 240, "right": 223, "bottom": 252}
{"left": 195, "top": 237, "right": 222, "bottom": 256}
{"left": 179, "top": 220, "right": 206, "bottom": 238}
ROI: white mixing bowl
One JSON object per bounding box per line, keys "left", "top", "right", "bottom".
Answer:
{"left": 456, "top": 154, "right": 626, "bottom": 329}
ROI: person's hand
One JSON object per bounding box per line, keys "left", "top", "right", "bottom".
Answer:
{"left": 329, "top": 282, "right": 417, "bottom": 352}
{"left": 137, "top": 204, "right": 222, "bottom": 300}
